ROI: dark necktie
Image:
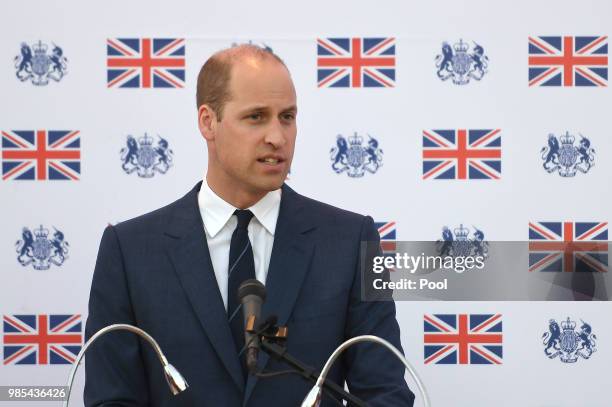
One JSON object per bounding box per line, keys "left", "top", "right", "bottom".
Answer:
{"left": 227, "top": 209, "right": 256, "bottom": 379}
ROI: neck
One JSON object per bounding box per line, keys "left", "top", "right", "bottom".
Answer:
{"left": 205, "top": 172, "right": 266, "bottom": 209}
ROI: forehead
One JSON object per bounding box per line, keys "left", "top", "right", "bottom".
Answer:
{"left": 227, "top": 57, "right": 296, "bottom": 108}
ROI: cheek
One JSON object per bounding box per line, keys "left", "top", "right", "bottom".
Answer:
{"left": 216, "top": 128, "right": 256, "bottom": 165}
{"left": 286, "top": 129, "right": 297, "bottom": 150}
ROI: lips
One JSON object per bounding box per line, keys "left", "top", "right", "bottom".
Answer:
{"left": 257, "top": 156, "right": 285, "bottom": 165}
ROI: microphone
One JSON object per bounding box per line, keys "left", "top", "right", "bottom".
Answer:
{"left": 301, "top": 335, "right": 430, "bottom": 407}
{"left": 238, "top": 279, "right": 266, "bottom": 374}
{"left": 63, "top": 323, "right": 188, "bottom": 407}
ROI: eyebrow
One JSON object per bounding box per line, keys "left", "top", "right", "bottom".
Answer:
{"left": 240, "top": 105, "right": 297, "bottom": 113}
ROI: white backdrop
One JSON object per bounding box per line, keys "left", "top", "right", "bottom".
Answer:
{"left": 1, "top": 0, "right": 611, "bottom": 406}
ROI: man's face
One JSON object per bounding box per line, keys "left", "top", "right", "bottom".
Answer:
{"left": 203, "top": 57, "right": 297, "bottom": 197}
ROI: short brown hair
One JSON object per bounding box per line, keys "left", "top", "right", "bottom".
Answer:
{"left": 196, "top": 44, "right": 287, "bottom": 120}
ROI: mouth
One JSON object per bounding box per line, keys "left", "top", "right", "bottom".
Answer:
{"left": 257, "top": 156, "right": 285, "bottom": 166}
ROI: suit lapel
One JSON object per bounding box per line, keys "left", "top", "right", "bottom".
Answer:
{"left": 164, "top": 182, "right": 245, "bottom": 393}
{"left": 243, "top": 184, "right": 316, "bottom": 405}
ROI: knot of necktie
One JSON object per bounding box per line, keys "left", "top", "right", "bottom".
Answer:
{"left": 234, "top": 209, "right": 254, "bottom": 231}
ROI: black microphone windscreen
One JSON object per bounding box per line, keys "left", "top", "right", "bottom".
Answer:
{"left": 238, "top": 279, "right": 266, "bottom": 301}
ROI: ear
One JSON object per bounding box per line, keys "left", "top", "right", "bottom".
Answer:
{"left": 198, "top": 104, "right": 218, "bottom": 141}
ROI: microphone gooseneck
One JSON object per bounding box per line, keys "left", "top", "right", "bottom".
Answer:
{"left": 63, "top": 323, "right": 188, "bottom": 407}
{"left": 300, "top": 335, "right": 430, "bottom": 407}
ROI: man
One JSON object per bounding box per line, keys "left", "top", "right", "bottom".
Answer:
{"left": 85, "top": 44, "right": 415, "bottom": 406}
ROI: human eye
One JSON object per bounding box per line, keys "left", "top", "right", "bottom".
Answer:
{"left": 245, "top": 111, "right": 264, "bottom": 121}
{"left": 282, "top": 112, "right": 296, "bottom": 121}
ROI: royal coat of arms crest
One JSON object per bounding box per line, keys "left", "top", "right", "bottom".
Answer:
{"left": 15, "top": 41, "right": 68, "bottom": 86}
{"left": 435, "top": 39, "right": 488, "bottom": 85}
{"left": 330, "top": 132, "right": 383, "bottom": 178}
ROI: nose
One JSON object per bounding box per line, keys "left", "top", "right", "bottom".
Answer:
{"left": 264, "top": 119, "right": 287, "bottom": 149}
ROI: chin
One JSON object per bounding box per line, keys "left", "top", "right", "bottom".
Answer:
{"left": 254, "top": 177, "right": 285, "bottom": 192}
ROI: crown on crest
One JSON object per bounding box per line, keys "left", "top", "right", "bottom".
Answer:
{"left": 453, "top": 39, "right": 469, "bottom": 53}
{"left": 32, "top": 40, "right": 48, "bottom": 55}
{"left": 454, "top": 224, "right": 469, "bottom": 239}
{"left": 560, "top": 131, "right": 575, "bottom": 145}
{"left": 348, "top": 132, "right": 363, "bottom": 146}
{"left": 138, "top": 133, "right": 154, "bottom": 146}
{"left": 561, "top": 317, "right": 576, "bottom": 331}
{"left": 33, "top": 225, "right": 49, "bottom": 239}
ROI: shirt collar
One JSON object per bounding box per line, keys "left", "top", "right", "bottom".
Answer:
{"left": 198, "top": 179, "right": 281, "bottom": 238}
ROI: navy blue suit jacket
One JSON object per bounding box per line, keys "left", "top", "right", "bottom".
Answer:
{"left": 85, "top": 182, "right": 415, "bottom": 406}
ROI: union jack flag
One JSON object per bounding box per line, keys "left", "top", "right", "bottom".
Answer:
{"left": 422, "top": 129, "right": 501, "bottom": 180}
{"left": 528, "top": 36, "right": 608, "bottom": 87}
{"left": 317, "top": 37, "right": 396, "bottom": 88}
{"left": 1, "top": 130, "right": 81, "bottom": 181}
{"left": 375, "top": 221, "right": 396, "bottom": 253}
{"left": 424, "top": 314, "right": 503, "bottom": 365}
{"left": 3, "top": 314, "right": 82, "bottom": 365}
{"left": 529, "top": 221, "right": 608, "bottom": 272}
{"left": 107, "top": 38, "right": 185, "bottom": 88}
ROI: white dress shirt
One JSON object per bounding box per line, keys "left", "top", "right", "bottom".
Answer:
{"left": 197, "top": 180, "right": 281, "bottom": 311}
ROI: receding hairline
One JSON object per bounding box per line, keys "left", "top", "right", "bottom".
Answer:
{"left": 196, "top": 44, "right": 290, "bottom": 117}
{"left": 213, "top": 44, "right": 287, "bottom": 68}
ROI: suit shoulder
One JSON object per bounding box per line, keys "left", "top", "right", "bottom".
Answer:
{"left": 296, "top": 192, "right": 370, "bottom": 226}
{"left": 290, "top": 189, "right": 379, "bottom": 248}
{"left": 112, "top": 187, "right": 196, "bottom": 236}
